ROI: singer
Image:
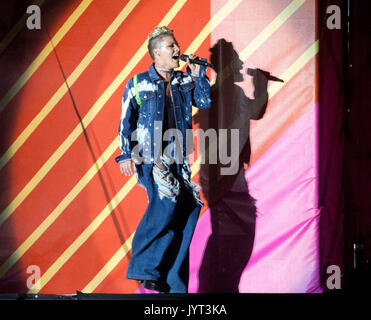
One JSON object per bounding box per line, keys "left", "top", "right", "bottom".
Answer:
{"left": 115, "top": 26, "right": 211, "bottom": 293}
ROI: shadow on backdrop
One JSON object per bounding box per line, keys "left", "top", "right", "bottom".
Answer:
{"left": 193, "top": 39, "right": 273, "bottom": 292}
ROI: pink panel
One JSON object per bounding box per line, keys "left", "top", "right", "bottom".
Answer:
{"left": 189, "top": 105, "right": 322, "bottom": 293}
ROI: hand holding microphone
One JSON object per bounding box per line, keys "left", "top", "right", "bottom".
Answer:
{"left": 181, "top": 54, "right": 215, "bottom": 74}
{"left": 182, "top": 54, "right": 200, "bottom": 76}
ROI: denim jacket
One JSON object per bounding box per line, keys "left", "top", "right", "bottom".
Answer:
{"left": 115, "top": 63, "right": 211, "bottom": 164}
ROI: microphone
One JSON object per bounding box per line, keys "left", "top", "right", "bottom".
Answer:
{"left": 180, "top": 54, "right": 214, "bottom": 69}
{"left": 247, "top": 68, "right": 284, "bottom": 83}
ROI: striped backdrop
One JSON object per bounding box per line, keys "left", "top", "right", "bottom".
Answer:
{"left": 0, "top": 0, "right": 319, "bottom": 293}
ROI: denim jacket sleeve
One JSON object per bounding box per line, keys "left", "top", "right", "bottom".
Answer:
{"left": 186, "top": 62, "right": 211, "bottom": 109}
{"left": 115, "top": 77, "right": 139, "bottom": 163}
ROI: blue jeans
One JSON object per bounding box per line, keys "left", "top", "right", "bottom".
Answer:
{"left": 126, "top": 160, "right": 202, "bottom": 293}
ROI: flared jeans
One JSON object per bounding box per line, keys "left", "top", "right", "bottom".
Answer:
{"left": 126, "top": 158, "right": 203, "bottom": 293}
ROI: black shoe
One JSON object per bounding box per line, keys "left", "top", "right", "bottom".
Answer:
{"left": 142, "top": 280, "right": 169, "bottom": 293}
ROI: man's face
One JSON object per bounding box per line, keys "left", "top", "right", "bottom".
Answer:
{"left": 153, "top": 35, "right": 180, "bottom": 70}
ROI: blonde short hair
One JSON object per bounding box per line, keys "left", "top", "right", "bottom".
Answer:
{"left": 147, "top": 26, "right": 174, "bottom": 60}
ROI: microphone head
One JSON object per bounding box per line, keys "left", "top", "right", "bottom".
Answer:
{"left": 180, "top": 54, "right": 188, "bottom": 62}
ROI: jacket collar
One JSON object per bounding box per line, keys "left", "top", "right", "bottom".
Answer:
{"left": 148, "top": 63, "right": 176, "bottom": 82}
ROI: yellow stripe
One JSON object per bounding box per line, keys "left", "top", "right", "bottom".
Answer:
{"left": 0, "top": 0, "right": 92, "bottom": 114}
{"left": 0, "top": 0, "right": 142, "bottom": 226}
{"left": 26, "top": 0, "right": 308, "bottom": 292}
{"left": 0, "top": 0, "right": 45, "bottom": 55}
{"left": 268, "top": 41, "right": 319, "bottom": 97}
{"left": 191, "top": 0, "right": 306, "bottom": 116}
{"left": 239, "top": 0, "right": 306, "bottom": 61}
{"left": 82, "top": 232, "right": 135, "bottom": 293}
{"left": 26, "top": 0, "right": 188, "bottom": 293}
{"left": 245, "top": 40, "right": 319, "bottom": 147}
{"left": 177, "top": 0, "right": 243, "bottom": 70}
{"left": 0, "top": 139, "right": 117, "bottom": 278}
{"left": 28, "top": 175, "right": 138, "bottom": 294}
{"left": 0, "top": 0, "right": 140, "bottom": 172}
{"left": 82, "top": 39, "right": 319, "bottom": 293}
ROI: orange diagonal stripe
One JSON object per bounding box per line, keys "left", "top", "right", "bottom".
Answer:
{"left": 0, "top": 0, "right": 188, "bottom": 280}
{"left": 0, "top": 0, "right": 92, "bottom": 114}
{"left": 0, "top": 0, "right": 141, "bottom": 226}
{"left": 0, "top": 0, "right": 140, "bottom": 172}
